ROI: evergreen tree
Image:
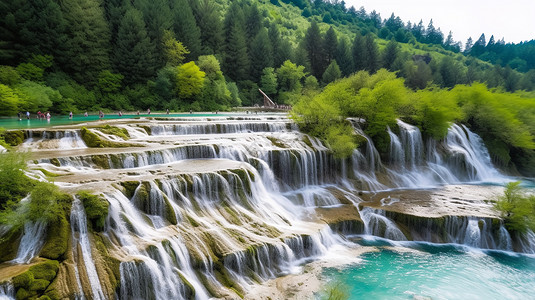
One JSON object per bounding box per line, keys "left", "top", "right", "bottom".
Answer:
{"left": 364, "top": 34, "right": 379, "bottom": 73}
{"left": 249, "top": 29, "right": 274, "bottom": 82}
{"left": 323, "top": 26, "right": 338, "bottom": 64}
{"left": 304, "top": 21, "right": 325, "bottom": 79}
{"left": 382, "top": 39, "right": 400, "bottom": 71}
{"left": 335, "top": 37, "right": 353, "bottom": 76}
{"left": 322, "top": 60, "right": 341, "bottom": 85}
{"left": 191, "top": 0, "right": 223, "bottom": 55}
{"left": 471, "top": 34, "right": 486, "bottom": 56}
{"left": 105, "top": 0, "right": 129, "bottom": 42}
{"left": 59, "top": 0, "right": 111, "bottom": 84}
{"left": 464, "top": 37, "right": 473, "bottom": 54}
{"left": 113, "top": 8, "right": 156, "bottom": 85}
{"left": 352, "top": 31, "right": 365, "bottom": 72}
{"left": 411, "top": 20, "right": 425, "bottom": 42}
{"left": 260, "top": 67, "right": 278, "bottom": 96}
{"left": 134, "top": 0, "right": 172, "bottom": 68}
{"left": 171, "top": 0, "right": 202, "bottom": 60}
{"left": 245, "top": 3, "right": 262, "bottom": 42}
{"left": 222, "top": 3, "right": 249, "bottom": 82}
{"left": 269, "top": 23, "right": 285, "bottom": 67}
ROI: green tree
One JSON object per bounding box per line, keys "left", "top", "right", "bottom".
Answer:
{"left": 222, "top": 3, "right": 249, "bottom": 82}
{"left": 113, "top": 8, "right": 156, "bottom": 85}
{"left": 335, "top": 37, "right": 353, "bottom": 77}
{"left": 269, "top": 23, "right": 285, "bottom": 67}
{"left": 494, "top": 181, "right": 535, "bottom": 233}
{"left": 404, "top": 60, "right": 433, "bottom": 90}
{"left": 364, "top": 34, "right": 379, "bottom": 73}
{"left": 260, "top": 67, "right": 278, "bottom": 96}
{"left": 175, "top": 61, "right": 205, "bottom": 100}
{"left": 249, "top": 29, "right": 274, "bottom": 81}
{"left": 0, "top": 84, "right": 21, "bottom": 116}
{"left": 382, "top": 39, "right": 400, "bottom": 71}
{"left": 0, "top": 66, "right": 22, "bottom": 86}
{"left": 191, "top": 0, "right": 223, "bottom": 55}
{"left": 304, "top": 21, "right": 325, "bottom": 79}
{"left": 322, "top": 60, "right": 342, "bottom": 85}
{"left": 16, "top": 63, "right": 44, "bottom": 81}
{"left": 171, "top": 0, "right": 201, "bottom": 60}
{"left": 59, "top": 0, "right": 111, "bottom": 84}
{"left": 323, "top": 26, "right": 338, "bottom": 64}
{"left": 97, "top": 70, "right": 124, "bottom": 94}
{"left": 352, "top": 31, "right": 365, "bottom": 71}
{"left": 277, "top": 60, "right": 306, "bottom": 92}
{"left": 162, "top": 30, "right": 190, "bottom": 66}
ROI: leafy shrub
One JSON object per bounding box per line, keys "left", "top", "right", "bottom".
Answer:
{"left": 494, "top": 181, "right": 535, "bottom": 233}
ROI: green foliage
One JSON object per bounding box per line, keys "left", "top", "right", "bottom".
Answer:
{"left": 175, "top": 61, "right": 206, "bottom": 100}
{"left": 0, "top": 84, "right": 21, "bottom": 116}
{"left": 260, "top": 67, "right": 278, "bottom": 96}
{"left": 12, "top": 259, "right": 60, "bottom": 300}
{"left": 0, "top": 66, "right": 22, "bottom": 86}
{"left": 3, "top": 130, "right": 24, "bottom": 146}
{"left": 319, "top": 282, "right": 350, "bottom": 300}
{"left": 494, "top": 181, "right": 535, "bottom": 233}
{"left": 98, "top": 125, "right": 130, "bottom": 140}
{"left": 97, "top": 70, "right": 124, "bottom": 93}
{"left": 277, "top": 60, "right": 306, "bottom": 92}
{"left": 163, "top": 30, "right": 190, "bottom": 66}
{"left": 0, "top": 151, "right": 31, "bottom": 210}
{"left": 16, "top": 63, "right": 44, "bottom": 81}
{"left": 322, "top": 60, "right": 342, "bottom": 85}
{"left": 80, "top": 127, "right": 133, "bottom": 148}
{"left": 77, "top": 191, "right": 109, "bottom": 231}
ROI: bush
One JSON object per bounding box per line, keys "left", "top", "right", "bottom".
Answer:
{"left": 494, "top": 181, "right": 535, "bottom": 233}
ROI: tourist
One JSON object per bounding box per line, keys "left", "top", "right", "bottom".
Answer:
{"left": 166, "top": 108, "right": 169, "bottom": 114}
{"left": 189, "top": 109, "right": 192, "bottom": 114}
{"left": 26, "top": 111, "right": 30, "bottom": 119}
{"left": 46, "top": 112, "right": 50, "bottom": 121}
{"left": 99, "top": 110, "right": 104, "bottom": 120}
{"left": 147, "top": 108, "right": 151, "bottom": 114}
{"left": 136, "top": 111, "right": 140, "bottom": 116}
{"left": 84, "top": 111, "right": 88, "bottom": 117}
{"left": 69, "top": 111, "right": 73, "bottom": 119}
{"left": 118, "top": 111, "right": 123, "bottom": 117}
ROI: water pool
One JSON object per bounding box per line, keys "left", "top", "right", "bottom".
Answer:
{"left": 323, "top": 239, "right": 535, "bottom": 300}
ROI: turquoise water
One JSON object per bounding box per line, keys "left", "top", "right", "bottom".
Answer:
{"left": 0, "top": 113, "right": 237, "bottom": 130}
{"left": 324, "top": 239, "right": 535, "bottom": 300}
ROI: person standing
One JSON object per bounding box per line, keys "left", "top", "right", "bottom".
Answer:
{"left": 147, "top": 108, "right": 151, "bottom": 114}
{"left": 26, "top": 111, "right": 30, "bottom": 119}
{"left": 69, "top": 111, "right": 73, "bottom": 119}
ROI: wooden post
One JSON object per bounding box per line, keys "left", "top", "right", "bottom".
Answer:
{"left": 258, "top": 89, "right": 276, "bottom": 108}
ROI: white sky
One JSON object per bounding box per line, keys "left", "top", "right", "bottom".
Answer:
{"left": 344, "top": 0, "right": 535, "bottom": 45}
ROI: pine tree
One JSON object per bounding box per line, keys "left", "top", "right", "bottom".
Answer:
{"left": 245, "top": 3, "right": 262, "bottom": 42}
{"left": 364, "top": 34, "right": 379, "bottom": 73}
{"left": 304, "top": 21, "right": 325, "bottom": 79}
{"left": 335, "top": 37, "right": 353, "bottom": 76}
{"left": 113, "top": 8, "right": 156, "bottom": 85}
{"left": 249, "top": 29, "right": 274, "bottom": 82}
{"left": 59, "top": 0, "right": 111, "bottom": 84}
{"left": 269, "top": 23, "right": 284, "bottom": 67}
{"left": 464, "top": 37, "right": 473, "bottom": 54}
{"left": 471, "top": 33, "right": 486, "bottom": 56}
{"left": 171, "top": 0, "right": 202, "bottom": 60}
{"left": 322, "top": 60, "right": 341, "bottom": 85}
{"left": 352, "top": 31, "right": 365, "bottom": 72}
{"left": 134, "top": 0, "right": 172, "bottom": 68}
{"left": 191, "top": 0, "right": 223, "bottom": 55}
{"left": 222, "top": 3, "right": 249, "bottom": 82}
{"left": 382, "top": 39, "right": 399, "bottom": 71}
{"left": 323, "top": 26, "right": 338, "bottom": 64}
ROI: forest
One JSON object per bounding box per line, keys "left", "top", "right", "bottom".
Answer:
{"left": 1, "top": 0, "right": 535, "bottom": 116}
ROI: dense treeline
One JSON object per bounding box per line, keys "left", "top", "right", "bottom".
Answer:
{"left": 291, "top": 69, "right": 535, "bottom": 176}
{"left": 0, "top": 0, "right": 534, "bottom": 116}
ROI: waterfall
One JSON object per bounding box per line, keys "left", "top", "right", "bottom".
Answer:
{"left": 11, "top": 220, "right": 47, "bottom": 264}
{"left": 359, "top": 207, "right": 407, "bottom": 241}
{"left": 0, "top": 283, "right": 15, "bottom": 300}
{"left": 70, "top": 197, "right": 106, "bottom": 299}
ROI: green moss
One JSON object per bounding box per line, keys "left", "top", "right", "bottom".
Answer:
{"left": 37, "top": 168, "right": 61, "bottom": 177}
{"left": 120, "top": 181, "right": 140, "bottom": 199}
{"left": 163, "top": 196, "right": 178, "bottom": 225}
{"left": 266, "top": 136, "right": 287, "bottom": 148}
{"left": 77, "top": 191, "right": 109, "bottom": 231}
{"left": 29, "top": 260, "right": 59, "bottom": 281}
{"left": 138, "top": 125, "right": 152, "bottom": 135}
{"left": 302, "top": 135, "right": 314, "bottom": 148}
{"left": 0, "top": 227, "right": 22, "bottom": 263}
{"left": 13, "top": 272, "right": 34, "bottom": 288}
{"left": 15, "top": 288, "right": 30, "bottom": 300}
{"left": 3, "top": 130, "right": 24, "bottom": 146}
{"left": 91, "top": 155, "right": 111, "bottom": 169}
{"left": 29, "top": 279, "right": 49, "bottom": 292}
{"left": 177, "top": 272, "right": 195, "bottom": 300}
{"left": 40, "top": 216, "right": 69, "bottom": 260}
{"left": 49, "top": 158, "right": 60, "bottom": 167}
{"left": 37, "top": 296, "right": 51, "bottom": 300}
{"left": 186, "top": 215, "right": 200, "bottom": 227}
{"left": 80, "top": 127, "right": 136, "bottom": 148}
{"left": 97, "top": 125, "right": 130, "bottom": 140}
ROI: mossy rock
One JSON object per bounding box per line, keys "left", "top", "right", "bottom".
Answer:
{"left": 138, "top": 125, "right": 152, "bottom": 135}
{"left": 29, "top": 279, "right": 50, "bottom": 292}
{"left": 177, "top": 272, "right": 195, "bottom": 300}
{"left": 77, "top": 191, "right": 109, "bottom": 231}
{"left": 0, "top": 227, "right": 22, "bottom": 262}
{"left": 13, "top": 272, "right": 34, "bottom": 289}
{"left": 29, "top": 260, "right": 59, "bottom": 281}
{"left": 91, "top": 155, "right": 110, "bottom": 169}
{"left": 15, "top": 288, "right": 30, "bottom": 300}
{"left": 80, "top": 127, "right": 136, "bottom": 148}
{"left": 3, "top": 130, "right": 25, "bottom": 146}
{"left": 266, "top": 136, "right": 287, "bottom": 148}
{"left": 97, "top": 125, "right": 130, "bottom": 140}
{"left": 120, "top": 181, "right": 140, "bottom": 199}
{"left": 40, "top": 216, "right": 69, "bottom": 260}
{"left": 49, "top": 158, "right": 60, "bottom": 167}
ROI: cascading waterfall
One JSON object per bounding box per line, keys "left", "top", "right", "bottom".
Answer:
{"left": 359, "top": 207, "right": 407, "bottom": 241}
{"left": 0, "top": 283, "right": 15, "bottom": 300}
{"left": 11, "top": 220, "right": 47, "bottom": 264}
{"left": 70, "top": 197, "right": 106, "bottom": 299}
